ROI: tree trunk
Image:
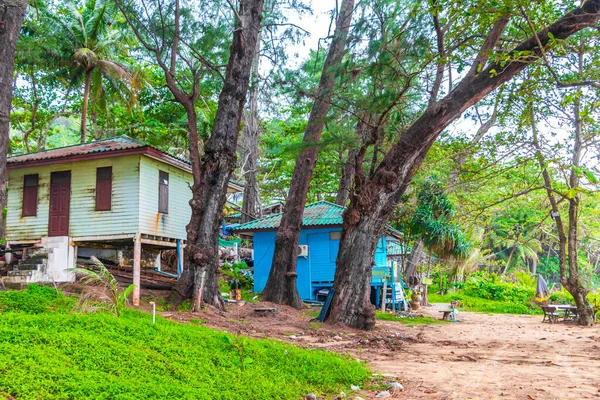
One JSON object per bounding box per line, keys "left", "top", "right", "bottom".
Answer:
{"left": 0, "top": 0, "right": 28, "bottom": 241}
{"left": 405, "top": 240, "right": 424, "bottom": 286}
{"left": 177, "top": 0, "right": 264, "bottom": 311}
{"left": 530, "top": 258, "right": 537, "bottom": 275}
{"left": 529, "top": 47, "right": 594, "bottom": 326}
{"left": 261, "top": 0, "right": 355, "bottom": 307}
{"left": 335, "top": 150, "right": 355, "bottom": 206}
{"left": 565, "top": 79, "right": 594, "bottom": 325}
{"left": 503, "top": 243, "right": 518, "bottom": 275}
{"left": 325, "top": 1, "right": 600, "bottom": 330}
{"left": 240, "top": 34, "right": 261, "bottom": 224}
{"left": 80, "top": 69, "right": 92, "bottom": 144}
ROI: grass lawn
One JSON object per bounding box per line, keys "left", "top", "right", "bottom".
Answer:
{"left": 304, "top": 310, "right": 444, "bottom": 325}
{"left": 374, "top": 311, "right": 445, "bottom": 325}
{"left": 0, "top": 286, "right": 371, "bottom": 400}
{"left": 428, "top": 292, "right": 542, "bottom": 315}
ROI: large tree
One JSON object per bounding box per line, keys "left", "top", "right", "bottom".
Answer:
{"left": 116, "top": 0, "right": 264, "bottom": 310}
{"left": 182, "top": 0, "right": 264, "bottom": 310}
{"left": 325, "top": 0, "right": 600, "bottom": 330}
{"left": 239, "top": 35, "right": 262, "bottom": 223}
{"left": 261, "top": 0, "right": 355, "bottom": 307}
{"left": 0, "top": 0, "right": 28, "bottom": 240}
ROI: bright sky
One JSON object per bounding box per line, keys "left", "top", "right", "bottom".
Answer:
{"left": 283, "top": 0, "right": 337, "bottom": 66}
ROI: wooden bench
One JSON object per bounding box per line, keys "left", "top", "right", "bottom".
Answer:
{"left": 541, "top": 305, "right": 563, "bottom": 323}
{"left": 438, "top": 306, "right": 454, "bottom": 320}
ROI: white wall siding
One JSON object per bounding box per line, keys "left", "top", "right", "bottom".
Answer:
{"left": 69, "top": 156, "right": 141, "bottom": 237}
{"left": 7, "top": 156, "right": 141, "bottom": 241}
{"left": 7, "top": 168, "right": 51, "bottom": 240}
{"left": 138, "top": 156, "right": 192, "bottom": 240}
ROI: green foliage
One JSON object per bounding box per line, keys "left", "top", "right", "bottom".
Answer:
{"left": 429, "top": 272, "right": 541, "bottom": 314}
{"left": 429, "top": 292, "right": 541, "bottom": 315}
{"left": 0, "top": 285, "right": 74, "bottom": 314}
{"left": 221, "top": 334, "right": 254, "bottom": 370}
{"left": 515, "top": 271, "right": 536, "bottom": 288}
{"left": 375, "top": 312, "right": 444, "bottom": 325}
{"left": 549, "top": 288, "right": 574, "bottom": 304}
{"left": 221, "top": 262, "right": 253, "bottom": 290}
{"left": 462, "top": 272, "right": 535, "bottom": 303}
{"left": 409, "top": 176, "right": 471, "bottom": 258}
{"left": 177, "top": 301, "right": 191, "bottom": 312}
{"left": 69, "top": 257, "right": 135, "bottom": 317}
{"left": 537, "top": 255, "right": 561, "bottom": 285}
{"left": 0, "top": 289, "right": 371, "bottom": 399}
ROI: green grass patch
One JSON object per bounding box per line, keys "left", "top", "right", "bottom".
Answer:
{"left": 219, "top": 279, "right": 259, "bottom": 303}
{"left": 0, "top": 286, "right": 371, "bottom": 399}
{"left": 375, "top": 311, "right": 444, "bottom": 325}
{"left": 304, "top": 309, "right": 442, "bottom": 325}
{"left": 0, "top": 284, "right": 75, "bottom": 314}
{"left": 429, "top": 292, "right": 542, "bottom": 315}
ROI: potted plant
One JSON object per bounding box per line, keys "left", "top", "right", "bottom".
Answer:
{"left": 229, "top": 267, "right": 243, "bottom": 301}
{"left": 230, "top": 278, "right": 242, "bottom": 301}
{"left": 409, "top": 290, "right": 421, "bottom": 310}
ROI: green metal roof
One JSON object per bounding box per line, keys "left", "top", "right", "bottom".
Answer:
{"left": 387, "top": 241, "right": 411, "bottom": 256}
{"left": 232, "top": 201, "right": 345, "bottom": 231}
{"left": 232, "top": 201, "right": 405, "bottom": 238}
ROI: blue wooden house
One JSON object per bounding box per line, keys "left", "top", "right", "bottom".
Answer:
{"left": 232, "top": 201, "right": 404, "bottom": 301}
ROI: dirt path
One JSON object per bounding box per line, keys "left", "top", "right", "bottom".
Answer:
{"left": 371, "top": 307, "right": 600, "bottom": 399}
{"left": 151, "top": 296, "right": 600, "bottom": 399}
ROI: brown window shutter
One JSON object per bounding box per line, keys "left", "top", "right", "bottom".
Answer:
{"left": 22, "top": 174, "right": 39, "bottom": 217}
{"left": 158, "top": 170, "right": 169, "bottom": 214}
{"left": 95, "top": 167, "right": 112, "bottom": 211}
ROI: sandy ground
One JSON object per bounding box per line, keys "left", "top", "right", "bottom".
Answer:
{"left": 370, "top": 307, "right": 600, "bottom": 400}
{"left": 136, "top": 290, "right": 600, "bottom": 399}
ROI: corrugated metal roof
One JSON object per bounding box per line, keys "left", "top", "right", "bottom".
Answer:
{"left": 8, "top": 136, "right": 148, "bottom": 164}
{"left": 387, "top": 241, "right": 411, "bottom": 256}
{"left": 233, "top": 201, "right": 345, "bottom": 231}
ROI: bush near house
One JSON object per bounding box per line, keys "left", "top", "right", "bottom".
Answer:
{"left": 0, "top": 286, "right": 371, "bottom": 400}
{"left": 430, "top": 272, "right": 542, "bottom": 314}
{"left": 430, "top": 271, "right": 599, "bottom": 317}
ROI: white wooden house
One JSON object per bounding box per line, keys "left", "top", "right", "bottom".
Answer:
{"left": 5, "top": 136, "right": 242, "bottom": 303}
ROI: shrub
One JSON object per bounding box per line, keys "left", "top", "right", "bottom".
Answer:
{"left": 70, "top": 257, "right": 135, "bottom": 317}
{"left": 0, "top": 285, "right": 74, "bottom": 314}
{"left": 462, "top": 272, "right": 535, "bottom": 303}
{"left": 221, "top": 262, "right": 253, "bottom": 290}
{"left": 549, "top": 288, "right": 574, "bottom": 304}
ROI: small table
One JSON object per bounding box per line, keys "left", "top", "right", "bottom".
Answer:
{"left": 551, "top": 304, "right": 578, "bottom": 321}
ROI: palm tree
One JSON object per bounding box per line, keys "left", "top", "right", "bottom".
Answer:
{"left": 483, "top": 214, "right": 543, "bottom": 274}
{"left": 50, "top": 0, "right": 138, "bottom": 143}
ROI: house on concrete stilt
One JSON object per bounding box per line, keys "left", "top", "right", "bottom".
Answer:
{"left": 4, "top": 136, "right": 242, "bottom": 304}
{"left": 232, "top": 201, "right": 407, "bottom": 304}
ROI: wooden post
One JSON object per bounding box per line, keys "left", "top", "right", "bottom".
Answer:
{"left": 391, "top": 261, "right": 396, "bottom": 311}
{"left": 381, "top": 281, "right": 387, "bottom": 312}
{"left": 133, "top": 233, "right": 142, "bottom": 306}
{"left": 193, "top": 269, "right": 207, "bottom": 312}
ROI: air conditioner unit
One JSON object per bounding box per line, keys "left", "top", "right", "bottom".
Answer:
{"left": 298, "top": 245, "right": 309, "bottom": 257}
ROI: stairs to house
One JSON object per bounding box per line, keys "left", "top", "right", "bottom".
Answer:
{"left": 2, "top": 247, "right": 50, "bottom": 290}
